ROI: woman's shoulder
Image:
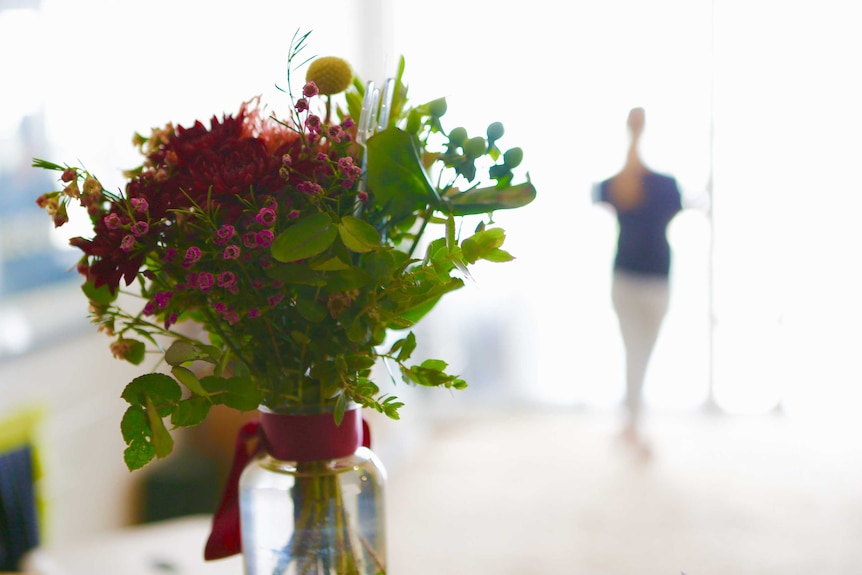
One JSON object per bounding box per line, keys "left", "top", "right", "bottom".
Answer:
{"left": 644, "top": 170, "right": 677, "bottom": 185}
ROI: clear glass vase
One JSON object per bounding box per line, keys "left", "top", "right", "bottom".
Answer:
{"left": 238, "top": 406, "right": 387, "bottom": 575}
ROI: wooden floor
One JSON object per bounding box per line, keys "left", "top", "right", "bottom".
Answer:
{"left": 385, "top": 405, "right": 862, "bottom": 575}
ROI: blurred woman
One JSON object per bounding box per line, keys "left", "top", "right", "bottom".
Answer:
{"left": 593, "top": 107, "right": 682, "bottom": 456}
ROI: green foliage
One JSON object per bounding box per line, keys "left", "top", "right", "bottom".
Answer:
{"left": 33, "top": 39, "right": 536, "bottom": 471}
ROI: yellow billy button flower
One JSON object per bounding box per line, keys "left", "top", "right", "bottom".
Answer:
{"left": 306, "top": 56, "right": 352, "bottom": 96}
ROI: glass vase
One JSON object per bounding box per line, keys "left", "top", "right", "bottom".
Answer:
{"left": 238, "top": 404, "right": 387, "bottom": 575}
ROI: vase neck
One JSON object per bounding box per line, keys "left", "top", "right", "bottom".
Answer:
{"left": 259, "top": 406, "right": 364, "bottom": 461}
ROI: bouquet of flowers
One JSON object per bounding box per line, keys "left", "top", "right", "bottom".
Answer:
{"left": 34, "top": 32, "right": 534, "bottom": 572}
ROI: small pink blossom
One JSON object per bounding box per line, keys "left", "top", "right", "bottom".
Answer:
{"left": 297, "top": 181, "right": 323, "bottom": 195}
{"left": 247, "top": 308, "right": 260, "bottom": 319}
{"left": 223, "top": 245, "right": 241, "bottom": 259}
{"left": 131, "top": 221, "right": 149, "bottom": 237}
{"left": 184, "top": 246, "right": 202, "bottom": 267}
{"left": 131, "top": 198, "right": 149, "bottom": 213}
{"left": 243, "top": 232, "right": 258, "bottom": 248}
{"left": 268, "top": 294, "right": 284, "bottom": 307}
{"left": 218, "top": 271, "right": 237, "bottom": 289}
{"left": 198, "top": 272, "right": 215, "bottom": 292}
{"left": 256, "top": 230, "right": 274, "bottom": 248}
{"left": 120, "top": 234, "right": 135, "bottom": 252}
{"left": 305, "top": 114, "right": 321, "bottom": 133}
{"left": 154, "top": 291, "right": 172, "bottom": 308}
{"left": 303, "top": 81, "right": 319, "bottom": 98}
{"left": 61, "top": 168, "right": 77, "bottom": 182}
{"left": 214, "top": 224, "right": 235, "bottom": 245}
{"left": 288, "top": 209, "right": 300, "bottom": 219}
{"left": 295, "top": 98, "right": 309, "bottom": 113}
{"left": 255, "top": 207, "right": 277, "bottom": 227}
{"left": 104, "top": 213, "right": 122, "bottom": 230}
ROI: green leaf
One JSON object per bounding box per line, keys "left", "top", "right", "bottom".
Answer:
{"left": 145, "top": 396, "right": 174, "bottom": 459}
{"left": 124, "top": 339, "right": 147, "bottom": 365}
{"left": 461, "top": 228, "right": 509, "bottom": 264}
{"left": 347, "top": 318, "right": 369, "bottom": 343}
{"left": 480, "top": 248, "right": 514, "bottom": 263}
{"left": 201, "top": 375, "right": 261, "bottom": 411}
{"left": 124, "top": 437, "right": 155, "bottom": 471}
{"left": 445, "top": 181, "right": 537, "bottom": 216}
{"left": 310, "top": 256, "right": 351, "bottom": 271}
{"left": 296, "top": 296, "right": 328, "bottom": 322}
{"left": 337, "top": 216, "right": 382, "bottom": 253}
{"left": 82, "top": 280, "right": 117, "bottom": 305}
{"left": 326, "top": 268, "right": 371, "bottom": 292}
{"left": 362, "top": 250, "right": 402, "bottom": 282}
{"left": 390, "top": 332, "right": 417, "bottom": 362}
{"left": 121, "top": 373, "right": 182, "bottom": 413}
{"left": 171, "top": 365, "right": 211, "bottom": 398}
{"left": 334, "top": 393, "right": 347, "bottom": 426}
{"left": 165, "top": 340, "right": 220, "bottom": 366}
{"left": 266, "top": 263, "right": 326, "bottom": 286}
{"left": 271, "top": 213, "right": 337, "bottom": 263}
{"left": 366, "top": 128, "right": 439, "bottom": 222}
{"left": 345, "top": 353, "right": 376, "bottom": 371}
{"left": 421, "top": 358, "right": 448, "bottom": 371}
{"left": 391, "top": 277, "right": 464, "bottom": 325}
{"left": 121, "top": 406, "right": 148, "bottom": 444}
{"left": 121, "top": 402, "right": 164, "bottom": 469}
{"left": 171, "top": 396, "right": 211, "bottom": 427}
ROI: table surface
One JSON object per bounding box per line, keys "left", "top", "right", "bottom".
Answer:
{"left": 22, "top": 515, "right": 242, "bottom": 575}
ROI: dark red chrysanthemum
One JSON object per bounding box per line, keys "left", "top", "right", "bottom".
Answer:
{"left": 175, "top": 137, "right": 283, "bottom": 210}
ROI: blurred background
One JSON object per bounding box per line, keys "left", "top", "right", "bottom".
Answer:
{"left": 2, "top": 0, "right": 861, "bottom": 573}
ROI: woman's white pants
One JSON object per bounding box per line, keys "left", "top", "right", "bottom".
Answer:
{"left": 611, "top": 270, "right": 670, "bottom": 425}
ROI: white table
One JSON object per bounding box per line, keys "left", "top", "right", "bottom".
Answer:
{"left": 22, "top": 515, "right": 242, "bottom": 575}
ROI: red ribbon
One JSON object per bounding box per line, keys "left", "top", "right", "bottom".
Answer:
{"left": 204, "top": 408, "right": 370, "bottom": 561}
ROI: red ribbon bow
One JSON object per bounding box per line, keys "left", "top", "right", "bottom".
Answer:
{"left": 204, "top": 408, "right": 370, "bottom": 561}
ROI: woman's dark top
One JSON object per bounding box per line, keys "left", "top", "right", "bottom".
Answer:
{"left": 595, "top": 171, "right": 682, "bottom": 278}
